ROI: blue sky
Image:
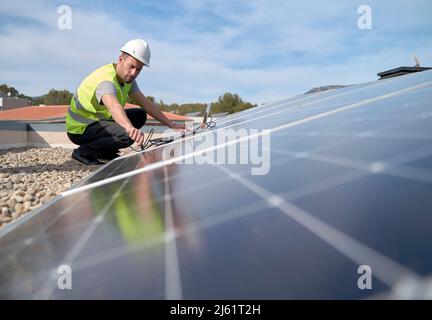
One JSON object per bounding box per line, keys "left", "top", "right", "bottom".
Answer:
{"left": 1, "top": 0, "right": 431, "bottom": 104}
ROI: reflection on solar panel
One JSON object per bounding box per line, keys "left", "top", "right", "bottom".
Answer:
{"left": 1, "top": 70, "right": 432, "bottom": 299}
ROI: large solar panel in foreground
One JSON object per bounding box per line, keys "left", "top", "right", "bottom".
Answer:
{"left": 1, "top": 70, "right": 432, "bottom": 299}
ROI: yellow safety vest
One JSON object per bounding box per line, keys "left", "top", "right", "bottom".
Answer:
{"left": 66, "top": 63, "right": 132, "bottom": 134}
{"left": 90, "top": 180, "right": 165, "bottom": 245}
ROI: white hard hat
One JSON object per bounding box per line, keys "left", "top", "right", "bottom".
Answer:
{"left": 120, "top": 39, "right": 151, "bottom": 66}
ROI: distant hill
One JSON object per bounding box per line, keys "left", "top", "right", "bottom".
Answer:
{"left": 305, "top": 85, "right": 348, "bottom": 95}
{"left": 29, "top": 94, "right": 46, "bottom": 100}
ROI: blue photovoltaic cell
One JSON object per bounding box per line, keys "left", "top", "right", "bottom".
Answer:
{"left": 1, "top": 69, "right": 431, "bottom": 299}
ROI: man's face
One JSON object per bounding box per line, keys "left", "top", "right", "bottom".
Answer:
{"left": 117, "top": 53, "right": 145, "bottom": 83}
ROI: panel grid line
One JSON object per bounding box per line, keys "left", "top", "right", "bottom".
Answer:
{"left": 163, "top": 166, "right": 183, "bottom": 300}
{"left": 211, "top": 162, "right": 421, "bottom": 290}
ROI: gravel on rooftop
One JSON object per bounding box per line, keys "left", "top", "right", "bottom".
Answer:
{"left": 0, "top": 147, "right": 101, "bottom": 228}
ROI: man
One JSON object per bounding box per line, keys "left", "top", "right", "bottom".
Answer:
{"left": 66, "top": 39, "right": 185, "bottom": 165}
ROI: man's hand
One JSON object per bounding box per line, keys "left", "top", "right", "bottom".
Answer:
{"left": 170, "top": 123, "right": 192, "bottom": 137}
{"left": 126, "top": 126, "right": 145, "bottom": 146}
{"left": 171, "top": 123, "right": 187, "bottom": 131}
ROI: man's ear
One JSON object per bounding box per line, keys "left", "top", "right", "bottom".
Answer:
{"left": 119, "top": 52, "right": 128, "bottom": 63}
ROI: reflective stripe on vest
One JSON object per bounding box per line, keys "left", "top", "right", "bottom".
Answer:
{"left": 73, "top": 94, "right": 107, "bottom": 120}
{"left": 67, "top": 107, "right": 95, "bottom": 124}
{"left": 73, "top": 93, "right": 87, "bottom": 112}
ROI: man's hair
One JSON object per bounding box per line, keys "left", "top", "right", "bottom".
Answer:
{"left": 120, "top": 51, "right": 131, "bottom": 60}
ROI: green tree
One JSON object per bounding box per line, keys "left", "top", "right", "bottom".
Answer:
{"left": 43, "top": 89, "right": 73, "bottom": 105}
{"left": 0, "top": 84, "right": 21, "bottom": 98}
{"left": 167, "top": 103, "right": 180, "bottom": 114}
{"left": 211, "top": 92, "right": 256, "bottom": 114}
{"left": 0, "top": 84, "right": 34, "bottom": 105}
{"left": 177, "top": 103, "right": 207, "bottom": 116}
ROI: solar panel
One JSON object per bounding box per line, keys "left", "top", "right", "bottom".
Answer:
{"left": 1, "top": 69, "right": 432, "bottom": 299}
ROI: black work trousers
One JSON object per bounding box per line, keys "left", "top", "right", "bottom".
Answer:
{"left": 67, "top": 108, "right": 147, "bottom": 157}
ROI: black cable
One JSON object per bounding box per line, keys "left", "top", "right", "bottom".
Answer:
{"left": 129, "top": 128, "right": 154, "bottom": 152}
{"left": 141, "top": 128, "right": 154, "bottom": 151}
{"left": 194, "top": 115, "right": 216, "bottom": 134}
{"left": 134, "top": 117, "right": 218, "bottom": 153}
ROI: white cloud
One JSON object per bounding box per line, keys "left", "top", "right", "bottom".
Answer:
{"left": 0, "top": 0, "right": 431, "bottom": 105}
